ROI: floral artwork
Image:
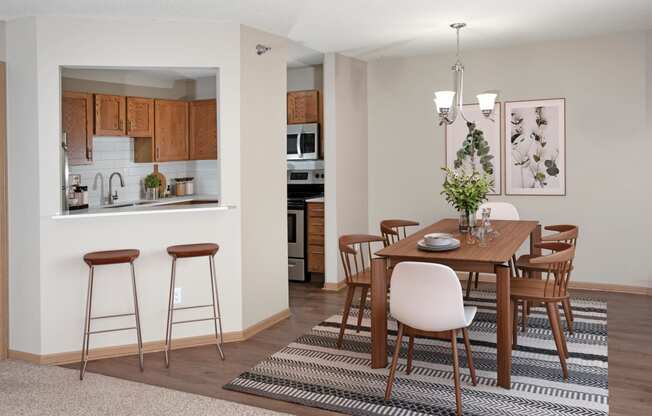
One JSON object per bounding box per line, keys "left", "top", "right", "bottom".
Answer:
{"left": 446, "top": 103, "right": 501, "bottom": 194}
{"left": 504, "top": 99, "right": 565, "bottom": 195}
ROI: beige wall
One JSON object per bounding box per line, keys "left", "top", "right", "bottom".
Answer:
{"left": 323, "top": 53, "right": 369, "bottom": 284}
{"left": 61, "top": 77, "right": 198, "bottom": 100}
{"left": 368, "top": 31, "right": 652, "bottom": 288}
{"left": 0, "top": 21, "right": 5, "bottom": 61}
{"left": 287, "top": 65, "right": 322, "bottom": 91}
{"left": 240, "top": 25, "right": 289, "bottom": 327}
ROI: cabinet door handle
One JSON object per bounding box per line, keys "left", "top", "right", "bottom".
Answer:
{"left": 156, "top": 147, "right": 160, "bottom": 160}
{"left": 86, "top": 147, "right": 93, "bottom": 160}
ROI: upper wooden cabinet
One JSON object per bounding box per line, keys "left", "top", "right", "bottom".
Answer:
{"left": 127, "top": 97, "right": 154, "bottom": 137}
{"left": 62, "top": 91, "right": 93, "bottom": 165}
{"left": 189, "top": 99, "right": 218, "bottom": 160}
{"left": 155, "top": 99, "right": 189, "bottom": 162}
{"left": 287, "top": 90, "right": 319, "bottom": 124}
{"left": 95, "top": 94, "right": 126, "bottom": 136}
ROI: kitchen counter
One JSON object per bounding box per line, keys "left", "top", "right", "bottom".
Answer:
{"left": 305, "top": 196, "right": 324, "bottom": 203}
{"left": 52, "top": 195, "right": 235, "bottom": 219}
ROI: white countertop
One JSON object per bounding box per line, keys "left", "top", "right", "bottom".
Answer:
{"left": 52, "top": 195, "right": 235, "bottom": 219}
{"left": 305, "top": 196, "right": 324, "bottom": 203}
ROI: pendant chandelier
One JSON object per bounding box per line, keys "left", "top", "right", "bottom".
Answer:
{"left": 434, "top": 23, "right": 497, "bottom": 125}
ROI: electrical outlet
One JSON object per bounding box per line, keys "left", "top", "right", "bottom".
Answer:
{"left": 174, "top": 288, "right": 182, "bottom": 305}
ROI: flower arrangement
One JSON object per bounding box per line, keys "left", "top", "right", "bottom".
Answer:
{"left": 441, "top": 167, "right": 494, "bottom": 221}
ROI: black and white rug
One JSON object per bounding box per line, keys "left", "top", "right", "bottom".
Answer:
{"left": 225, "top": 290, "right": 608, "bottom": 416}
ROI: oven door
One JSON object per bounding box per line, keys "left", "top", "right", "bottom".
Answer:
{"left": 287, "top": 124, "right": 319, "bottom": 160}
{"left": 288, "top": 208, "right": 304, "bottom": 259}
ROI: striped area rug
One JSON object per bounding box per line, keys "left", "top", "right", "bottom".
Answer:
{"left": 225, "top": 290, "right": 608, "bottom": 416}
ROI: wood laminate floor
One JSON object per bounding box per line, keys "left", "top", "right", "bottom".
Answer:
{"left": 67, "top": 280, "right": 652, "bottom": 416}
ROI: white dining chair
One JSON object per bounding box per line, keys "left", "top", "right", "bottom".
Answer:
{"left": 384, "top": 262, "right": 477, "bottom": 416}
{"left": 466, "top": 202, "right": 521, "bottom": 297}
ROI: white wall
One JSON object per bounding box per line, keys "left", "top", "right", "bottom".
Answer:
{"left": 7, "top": 16, "right": 246, "bottom": 355}
{"left": 323, "top": 53, "right": 369, "bottom": 284}
{"left": 367, "top": 31, "right": 652, "bottom": 288}
{"left": 287, "top": 65, "right": 322, "bottom": 91}
{"left": 240, "top": 25, "right": 289, "bottom": 327}
{"left": 0, "top": 21, "right": 5, "bottom": 61}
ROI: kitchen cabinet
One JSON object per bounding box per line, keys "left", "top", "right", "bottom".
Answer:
{"left": 127, "top": 97, "right": 154, "bottom": 137}
{"left": 94, "top": 94, "right": 126, "bottom": 136}
{"left": 189, "top": 99, "right": 218, "bottom": 160}
{"left": 62, "top": 91, "right": 93, "bottom": 165}
{"left": 154, "top": 99, "right": 189, "bottom": 162}
{"left": 287, "top": 90, "right": 319, "bottom": 124}
{"left": 307, "top": 201, "right": 325, "bottom": 273}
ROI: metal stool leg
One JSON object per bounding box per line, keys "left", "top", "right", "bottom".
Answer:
{"left": 130, "top": 262, "right": 144, "bottom": 371}
{"left": 80, "top": 266, "right": 95, "bottom": 380}
{"left": 209, "top": 255, "right": 225, "bottom": 360}
{"left": 164, "top": 258, "right": 177, "bottom": 367}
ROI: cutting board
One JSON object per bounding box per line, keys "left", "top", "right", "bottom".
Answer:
{"left": 152, "top": 164, "right": 167, "bottom": 196}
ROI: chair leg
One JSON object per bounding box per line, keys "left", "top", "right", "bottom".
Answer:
{"left": 462, "top": 327, "right": 477, "bottom": 386}
{"left": 406, "top": 334, "right": 415, "bottom": 375}
{"left": 465, "top": 272, "right": 473, "bottom": 298}
{"left": 130, "top": 262, "right": 144, "bottom": 371}
{"left": 545, "top": 302, "right": 569, "bottom": 380}
{"left": 512, "top": 299, "right": 519, "bottom": 347}
{"left": 209, "top": 255, "right": 225, "bottom": 360}
{"left": 511, "top": 256, "right": 518, "bottom": 278}
{"left": 450, "top": 329, "right": 463, "bottom": 416}
{"left": 562, "top": 299, "right": 574, "bottom": 335}
{"left": 474, "top": 272, "right": 479, "bottom": 289}
{"left": 384, "top": 323, "right": 405, "bottom": 400}
{"left": 556, "top": 303, "right": 570, "bottom": 359}
{"left": 337, "top": 286, "right": 356, "bottom": 349}
{"left": 164, "top": 258, "right": 177, "bottom": 368}
{"left": 80, "top": 266, "right": 95, "bottom": 380}
{"left": 356, "top": 287, "right": 368, "bottom": 333}
{"left": 521, "top": 300, "right": 529, "bottom": 333}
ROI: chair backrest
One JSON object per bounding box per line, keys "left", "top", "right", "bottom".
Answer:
{"left": 529, "top": 243, "right": 576, "bottom": 298}
{"left": 380, "top": 219, "right": 419, "bottom": 247}
{"left": 389, "top": 262, "right": 467, "bottom": 332}
{"left": 542, "top": 224, "right": 578, "bottom": 246}
{"left": 339, "top": 234, "right": 385, "bottom": 283}
{"left": 478, "top": 202, "right": 520, "bottom": 220}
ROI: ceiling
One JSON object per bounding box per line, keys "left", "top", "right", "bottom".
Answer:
{"left": 3, "top": 0, "right": 652, "bottom": 63}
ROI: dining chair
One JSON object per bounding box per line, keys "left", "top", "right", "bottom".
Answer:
{"left": 511, "top": 243, "right": 576, "bottom": 380}
{"left": 385, "top": 262, "right": 477, "bottom": 415}
{"left": 337, "top": 234, "right": 386, "bottom": 348}
{"left": 515, "top": 225, "right": 579, "bottom": 334}
{"left": 465, "top": 202, "right": 520, "bottom": 298}
{"left": 380, "top": 219, "right": 420, "bottom": 247}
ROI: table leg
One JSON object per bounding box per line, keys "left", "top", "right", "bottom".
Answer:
{"left": 495, "top": 264, "right": 512, "bottom": 389}
{"left": 371, "top": 258, "right": 388, "bottom": 369}
{"left": 530, "top": 224, "right": 542, "bottom": 279}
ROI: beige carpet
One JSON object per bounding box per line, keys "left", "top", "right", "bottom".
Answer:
{"left": 0, "top": 360, "right": 289, "bottom": 416}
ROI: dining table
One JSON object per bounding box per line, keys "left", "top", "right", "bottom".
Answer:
{"left": 372, "top": 218, "right": 541, "bottom": 389}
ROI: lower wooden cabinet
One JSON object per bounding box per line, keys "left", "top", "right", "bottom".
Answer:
{"left": 307, "top": 202, "right": 325, "bottom": 273}
{"left": 62, "top": 91, "right": 93, "bottom": 165}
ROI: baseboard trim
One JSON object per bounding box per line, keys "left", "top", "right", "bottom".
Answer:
{"left": 9, "top": 308, "right": 291, "bottom": 366}
{"left": 322, "top": 280, "right": 347, "bottom": 292}
{"left": 459, "top": 273, "right": 651, "bottom": 296}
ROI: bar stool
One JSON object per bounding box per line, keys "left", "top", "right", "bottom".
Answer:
{"left": 165, "top": 243, "right": 224, "bottom": 367}
{"left": 80, "top": 249, "right": 143, "bottom": 380}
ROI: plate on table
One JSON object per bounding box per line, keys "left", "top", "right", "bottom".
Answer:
{"left": 417, "top": 238, "right": 460, "bottom": 252}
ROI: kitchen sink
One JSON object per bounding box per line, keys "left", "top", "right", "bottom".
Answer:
{"left": 100, "top": 200, "right": 156, "bottom": 209}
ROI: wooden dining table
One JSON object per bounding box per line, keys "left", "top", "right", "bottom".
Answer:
{"left": 372, "top": 218, "right": 541, "bottom": 389}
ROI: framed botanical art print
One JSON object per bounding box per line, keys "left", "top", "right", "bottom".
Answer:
{"left": 504, "top": 98, "right": 566, "bottom": 195}
{"left": 445, "top": 103, "right": 502, "bottom": 195}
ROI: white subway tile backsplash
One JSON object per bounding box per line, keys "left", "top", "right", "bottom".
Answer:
{"left": 70, "top": 136, "right": 219, "bottom": 207}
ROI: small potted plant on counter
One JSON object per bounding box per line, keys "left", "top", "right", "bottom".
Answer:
{"left": 441, "top": 167, "right": 494, "bottom": 233}
{"left": 144, "top": 173, "right": 161, "bottom": 200}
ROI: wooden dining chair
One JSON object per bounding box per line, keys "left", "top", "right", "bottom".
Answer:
{"left": 511, "top": 243, "right": 576, "bottom": 380}
{"left": 515, "top": 225, "right": 578, "bottom": 334}
{"left": 380, "top": 219, "right": 419, "bottom": 247}
{"left": 465, "top": 202, "right": 520, "bottom": 298}
{"left": 385, "top": 262, "right": 477, "bottom": 416}
{"left": 337, "top": 234, "right": 386, "bottom": 349}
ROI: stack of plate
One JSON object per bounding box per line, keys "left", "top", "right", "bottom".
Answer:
{"left": 417, "top": 232, "right": 461, "bottom": 252}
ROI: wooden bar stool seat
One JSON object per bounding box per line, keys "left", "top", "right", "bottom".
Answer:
{"left": 80, "top": 248, "right": 143, "bottom": 380}
{"left": 83, "top": 249, "right": 140, "bottom": 266}
{"left": 167, "top": 243, "right": 219, "bottom": 258}
{"left": 164, "top": 243, "right": 224, "bottom": 367}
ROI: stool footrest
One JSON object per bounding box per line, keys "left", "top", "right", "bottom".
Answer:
{"left": 172, "top": 317, "right": 220, "bottom": 325}
{"left": 91, "top": 312, "right": 135, "bottom": 320}
{"left": 87, "top": 326, "right": 137, "bottom": 335}
{"left": 173, "top": 304, "right": 213, "bottom": 311}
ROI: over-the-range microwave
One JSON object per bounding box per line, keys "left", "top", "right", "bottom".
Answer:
{"left": 287, "top": 123, "right": 319, "bottom": 160}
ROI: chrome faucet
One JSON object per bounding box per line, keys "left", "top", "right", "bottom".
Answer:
{"left": 108, "top": 172, "right": 125, "bottom": 204}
